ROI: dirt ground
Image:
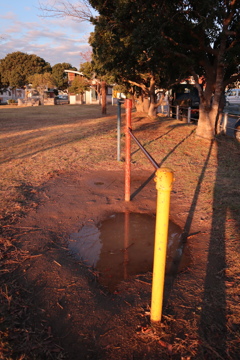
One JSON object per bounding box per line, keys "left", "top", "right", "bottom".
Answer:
{"left": 1, "top": 105, "right": 240, "bottom": 359}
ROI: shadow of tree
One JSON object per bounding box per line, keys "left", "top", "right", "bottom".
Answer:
{"left": 0, "top": 107, "right": 118, "bottom": 165}
{"left": 130, "top": 126, "right": 240, "bottom": 357}
{"left": 198, "top": 137, "right": 240, "bottom": 358}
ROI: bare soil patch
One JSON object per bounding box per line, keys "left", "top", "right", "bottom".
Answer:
{"left": 1, "top": 104, "right": 240, "bottom": 359}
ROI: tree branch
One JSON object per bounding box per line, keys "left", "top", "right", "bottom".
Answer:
{"left": 38, "top": 0, "right": 95, "bottom": 22}
{"left": 127, "top": 79, "right": 148, "bottom": 94}
{"left": 160, "top": 31, "right": 218, "bottom": 56}
{"left": 224, "top": 72, "right": 240, "bottom": 88}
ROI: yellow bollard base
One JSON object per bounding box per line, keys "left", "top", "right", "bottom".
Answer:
{"left": 150, "top": 167, "right": 174, "bottom": 323}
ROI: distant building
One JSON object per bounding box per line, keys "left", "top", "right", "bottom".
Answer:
{"left": 64, "top": 70, "right": 113, "bottom": 105}
{"left": 0, "top": 88, "right": 25, "bottom": 104}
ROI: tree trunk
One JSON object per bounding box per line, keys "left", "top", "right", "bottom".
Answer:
{"left": 196, "top": 84, "right": 224, "bottom": 140}
{"left": 80, "top": 93, "right": 83, "bottom": 104}
{"left": 135, "top": 98, "right": 144, "bottom": 112}
{"left": 40, "top": 90, "right": 44, "bottom": 106}
{"left": 196, "top": 29, "right": 226, "bottom": 139}
{"left": 196, "top": 104, "right": 218, "bottom": 139}
{"left": 130, "top": 90, "right": 135, "bottom": 109}
{"left": 135, "top": 93, "right": 144, "bottom": 112}
{"left": 143, "top": 96, "right": 150, "bottom": 113}
{"left": 147, "top": 74, "right": 157, "bottom": 117}
{"left": 216, "top": 92, "right": 226, "bottom": 134}
{"left": 148, "top": 101, "right": 156, "bottom": 117}
{"left": 101, "top": 81, "right": 107, "bottom": 114}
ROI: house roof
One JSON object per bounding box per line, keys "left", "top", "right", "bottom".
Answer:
{"left": 64, "top": 70, "right": 84, "bottom": 76}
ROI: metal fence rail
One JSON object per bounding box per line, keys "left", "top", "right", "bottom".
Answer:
{"left": 159, "top": 104, "right": 240, "bottom": 138}
{"left": 220, "top": 112, "right": 240, "bottom": 135}
{"left": 167, "top": 105, "right": 198, "bottom": 123}
{"left": 128, "top": 128, "right": 159, "bottom": 169}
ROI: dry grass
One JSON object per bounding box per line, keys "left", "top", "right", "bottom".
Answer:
{"left": 0, "top": 105, "right": 118, "bottom": 222}
{"left": 1, "top": 104, "right": 240, "bottom": 359}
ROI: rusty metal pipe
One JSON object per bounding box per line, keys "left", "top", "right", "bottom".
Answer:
{"left": 125, "top": 99, "right": 132, "bottom": 201}
{"left": 128, "top": 128, "right": 159, "bottom": 170}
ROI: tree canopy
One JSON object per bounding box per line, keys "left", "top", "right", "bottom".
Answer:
{"left": 89, "top": 1, "right": 188, "bottom": 115}
{"left": 68, "top": 76, "right": 90, "bottom": 95}
{"left": 79, "top": 61, "right": 94, "bottom": 80}
{"left": 28, "top": 73, "right": 56, "bottom": 93}
{"left": 89, "top": 0, "right": 240, "bottom": 138}
{"left": 52, "top": 62, "right": 77, "bottom": 89}
{"left": 0, "top": 52, "right": 51, "bottom": 88}
{"left": 68, "top": 75, "right": 90, "bottom": 104}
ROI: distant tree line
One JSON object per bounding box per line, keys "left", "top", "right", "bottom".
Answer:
{"left": 0, "top": 51, "right": 77, "bottom": 92}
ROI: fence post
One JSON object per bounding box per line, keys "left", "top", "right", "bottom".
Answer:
{"left": 117, "top": 99, "right": 122, "bottom": 161}
{"left": 223, "top": 112, "right": 228, "bottom": 134}
{"left": 187, "top": 107, "right": 191, "bottom": 123}
{"left": 125, "top": 99, "right": 132, "bottom": 201}
{"left": 176, "top": 105, "right": 179, "bottom": 120}
{"left": 151, "top": 167, "right": 174, "bottom": 323}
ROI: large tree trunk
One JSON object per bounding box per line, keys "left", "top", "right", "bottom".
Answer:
{"left": 143, "top": 96, "right": 150, "bottom": 113}
{"left": 135, "top": 95, "right": 144, "bottom": 112}
{"left": 129, "top": 76, "right": 158, "bottom": 116}
{"left": 135, "top": 91, "right": 149, "bottom": 112}
{"left": 196, "top": 30, "right": 226, "bottom": 140}
{"left": 196, "top": 86, "right": 224, "bottom": 140}
{"left": 196, "top": 103, "right": 218, "bottom": 139}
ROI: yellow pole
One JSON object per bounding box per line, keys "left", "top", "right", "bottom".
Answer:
{"left": 151, "top": 167, "right": 174, "bottom": 323}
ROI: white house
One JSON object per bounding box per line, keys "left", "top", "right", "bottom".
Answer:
{"left": 0, "top": 88, "right": 25, "bottom": 104}
{"left": 64, "top": 70, "right": 113, "bottom": 105}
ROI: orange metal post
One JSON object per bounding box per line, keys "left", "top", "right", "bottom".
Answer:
{"left": 125, "top": 99, "right": 132, "bottom": 201}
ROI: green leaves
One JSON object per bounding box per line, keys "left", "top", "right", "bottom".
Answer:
{"left": 0, "top": 52, "right": 51, "bottom": 88}
{"left": 68, "top": 76, "right": 90, "bottom": 95}
{"left": 89, "top": 0, "right": 187, "bottom": 90}
{"left": 52, "top": 63, "right": 76, "bottom": 89}
{"left": 28, "top": 73, "right": 56, "bottom": 92}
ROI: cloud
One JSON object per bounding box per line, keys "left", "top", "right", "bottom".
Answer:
{"left": 0, "top": 11, "right": 17, "bottom": 20}
{"left": 3, "top": 22, "right": 24, "bottom": 34}
{"left": 46, "top": 16, "right": 94, "bottom": 36}
{"left": 0, "top": 13, "right": 93, "bottom": 68}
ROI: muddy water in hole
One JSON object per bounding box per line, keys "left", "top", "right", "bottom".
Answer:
{"left": 68, "top": 213, "right": 191, "bottom": 291}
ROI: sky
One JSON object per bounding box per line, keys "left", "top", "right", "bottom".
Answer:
{"left": 0, "top": 0, "right": 95, "bottom": 69}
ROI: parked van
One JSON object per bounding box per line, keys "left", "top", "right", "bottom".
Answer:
{"left": 226, "top": 88, "right": 240, "bottom": 105}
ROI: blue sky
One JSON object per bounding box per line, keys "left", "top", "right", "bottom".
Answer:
{"left": 0, "top": 0, "right": 95, "bottom": 68}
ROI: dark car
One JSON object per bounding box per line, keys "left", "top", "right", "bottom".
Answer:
{"left": 234, "top": 118, "right": 240, "bottom": 141}
{"left": 175, "top": 92, "right": 199, "bottom": 107}
{"left": 55, "top": 94, "right": 69, "bottom": 105}
{"left": 57, "top": 95, "right": 68, "bottom": 100}
{"left": 172, "top": 89, "right": 200, "bottom": 121}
